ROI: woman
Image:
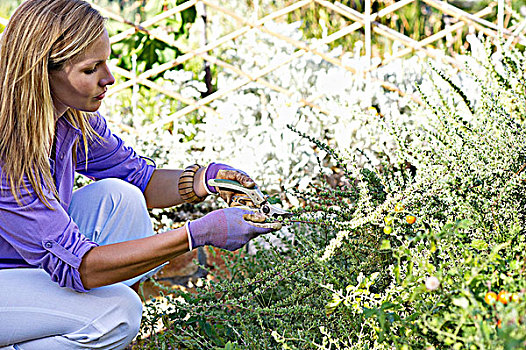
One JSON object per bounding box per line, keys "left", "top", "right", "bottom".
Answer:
{"left": 0, "top": 1, "right": 281, "bottom": 349}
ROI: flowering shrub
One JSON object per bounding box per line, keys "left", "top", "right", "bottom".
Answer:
{"left": 132, "top": 41, "right": 526, "bottom": 349}
{"left": 101, "top": 20, "right": 478, "bottom": 230}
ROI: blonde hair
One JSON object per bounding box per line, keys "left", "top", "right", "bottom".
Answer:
{"left": 0, "top": 0, "right": 105, "bottom": 207}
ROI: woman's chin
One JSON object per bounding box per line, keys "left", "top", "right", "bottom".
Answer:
{"left": 76, "top": 102, "right": 102, "bottom": 113}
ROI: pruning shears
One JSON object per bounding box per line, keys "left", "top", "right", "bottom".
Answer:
{"left": 208, "top": 178, "right": 292, "bottom": 219}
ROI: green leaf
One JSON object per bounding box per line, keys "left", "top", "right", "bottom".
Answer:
{"left": 456, "top": 219, "right": 474, "bottom": 229}
{"left": 363, "top": 307, "right": 377, "bottom": 318}
{"left": 471, "top": 239, "right": 488, "bottom": 251}
{"left": 380, "top": 239, "right": 391, "bottom": 250}
{"left": 222, "top": 342, "right": 239, "bottom": 350}
{"left": 380, "top": 302, "right": 399, "bottom": 311}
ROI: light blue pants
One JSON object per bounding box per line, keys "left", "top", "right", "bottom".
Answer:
{"left": 0, "top": 179, "right": 160, "bottom": 350}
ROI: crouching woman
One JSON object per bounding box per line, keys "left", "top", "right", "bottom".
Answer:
{"left": 0, "top": 1, "right": 280, "bottom": 349}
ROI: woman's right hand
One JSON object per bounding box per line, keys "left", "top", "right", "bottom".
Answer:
{"left": 204, "top": 163, "right": 255, "bottom": 205}
{"left": 187, "top": 207, "right": 282, "bottom": 251}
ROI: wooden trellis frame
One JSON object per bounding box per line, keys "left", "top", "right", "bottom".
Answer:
{"left": 2, "top": 0, "right": 525, "bottom": 128}
{"left": 98, "top": 0, "right": 524, "bottom": 130}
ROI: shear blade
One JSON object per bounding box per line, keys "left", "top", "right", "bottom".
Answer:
{"left": 261, "top": 203, "right": 293, "bottom": 219}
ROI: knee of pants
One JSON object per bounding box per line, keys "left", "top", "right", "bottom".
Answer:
{"left": 92, "top": 284, "right": 144, "bottom": 346}
{"left": 89, "top": 178, "right": 145, "bottom": 205}
{"left": 116, "top": 285, "right": 143, "bottom": 344}
{"left": 2, "top": 283, "right": 144, "bottom": 350}
{"left": 70, "top": 178, "right": 147, "bottom": 214}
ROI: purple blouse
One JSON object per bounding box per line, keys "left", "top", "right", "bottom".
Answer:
{"left": 0, "top": 113, "right": 155, "bottom": 292}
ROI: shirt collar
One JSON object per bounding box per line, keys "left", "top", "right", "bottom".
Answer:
{"left": 56, "top": 114, "right": 83, "bottom": 136}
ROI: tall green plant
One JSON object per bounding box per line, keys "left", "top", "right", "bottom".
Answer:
{"left": 135, "top": 43, "right": 526, "bottom": 349}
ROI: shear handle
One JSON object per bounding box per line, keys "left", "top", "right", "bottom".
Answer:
{"left": 207, "top": 178, "right": 266, "bottom": 206}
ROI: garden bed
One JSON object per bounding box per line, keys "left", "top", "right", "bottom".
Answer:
{"left": 125, "top": 44, "right": 526, "bottom": 349}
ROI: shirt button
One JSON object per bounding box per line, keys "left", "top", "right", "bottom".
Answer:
{"left": 60, "top": 153, "right": 65, "bottom": 160}
{"left": 44, "top": 242, "right": 53, "bottom": 249}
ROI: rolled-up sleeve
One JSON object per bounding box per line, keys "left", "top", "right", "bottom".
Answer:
{"left": 76, "top": 113, "right": 155, "bottom": 192}
{"left": 0, "top": 179, "right": 97, "bottom": 292}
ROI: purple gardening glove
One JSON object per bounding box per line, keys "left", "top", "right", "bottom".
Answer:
{"left": 187, "top": 207, "right": 282, "bottom": 251}
{"left": 205, "top": 163, "right": 256, "bottom": 205}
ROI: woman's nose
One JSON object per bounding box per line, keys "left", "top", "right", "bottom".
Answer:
{"left": 100, "top": 65, "right": 115, "bottom": 87}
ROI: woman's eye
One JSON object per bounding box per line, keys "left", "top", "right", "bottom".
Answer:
{"left": 84, "top": 67, "right": 97, "bottom": 74}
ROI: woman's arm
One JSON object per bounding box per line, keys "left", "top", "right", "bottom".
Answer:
{"left": 143, "top": 168, "right": 208, "bottom": 208}
{"left": 78, "top": 206, "right": 280, "bottom": 289}
{"left": 79, "top": 226, "right": 189, "bottom": 289}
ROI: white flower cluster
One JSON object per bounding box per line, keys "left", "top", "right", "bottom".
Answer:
{"left": 101, "top": 20, "right": 482, "bottom": 213}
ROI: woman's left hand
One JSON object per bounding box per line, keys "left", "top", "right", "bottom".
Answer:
{"left": 205, "top": 163, "right": 256, "bottom": 205}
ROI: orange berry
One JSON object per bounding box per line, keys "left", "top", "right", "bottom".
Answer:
{"left": 497, "top": 319, "right": 502, "bottom": 328}
{"left": 384, "top": 226, "right": 393, "bottom": 235}
{"left": 485, "top": 291, "right": 498, "bottom": 305}
{"left": 498, "top": 291, "right": 510, "bottom": 305}
{"left": 406, "top": 215, "right": 416, "bottom": 224}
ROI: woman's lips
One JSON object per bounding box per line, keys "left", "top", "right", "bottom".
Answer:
{"left": 95, "top": 91, "right": 106, "bottom": 100}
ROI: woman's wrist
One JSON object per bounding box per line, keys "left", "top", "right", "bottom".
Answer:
{"left": 194, "top": 165, "right": 212, "bottom": 198}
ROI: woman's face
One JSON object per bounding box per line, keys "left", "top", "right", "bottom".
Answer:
{"left": 49, "top": 29, "right": 115, "bottom": 119}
